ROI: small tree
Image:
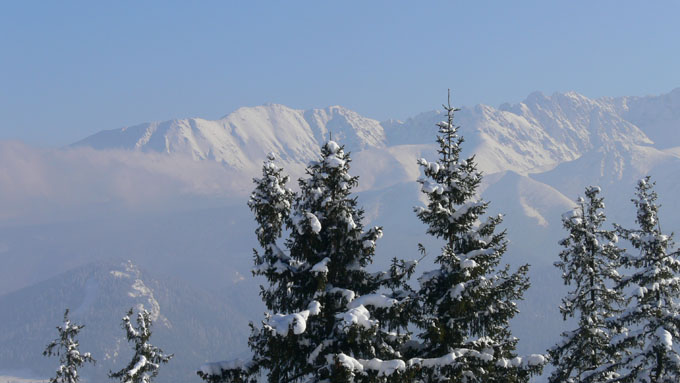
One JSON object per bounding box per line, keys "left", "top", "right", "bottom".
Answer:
{"left": 411, "top": 92, "right": 544, "bottom": 382}
{"left": 43, "top": 309, "right": 95, "bottom": 383}
{"left": 110, "top": 308, "right": 173, "bottom": 383}
{"left": 549, "top": 186, "right": 625, "bottom": 383}
{"left": 607, "top": 177, "right": 680, "bottom": 383}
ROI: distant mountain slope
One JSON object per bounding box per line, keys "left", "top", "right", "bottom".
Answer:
{"left": 0, "top": 261, "right": 251, "bottom": 383}
{"left": 607, "top": 88, "right": 680, "bottom": 149}
{"left": 533, "top": 142, "right": 680, "bottom": 199}
{"left": 383, "top": 91, "right": 653, "bottom": 174}
{"left": 72, "top": 104, "right": 386, "bottom": 172}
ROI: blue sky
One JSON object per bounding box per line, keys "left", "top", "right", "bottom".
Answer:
{"left": 1, "top": 1, "right": 679, "bottom": 146}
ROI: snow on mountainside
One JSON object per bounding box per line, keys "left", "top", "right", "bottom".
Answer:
{"left": 533, "top": 142, "right": 680, "bottom": 200}
{"left": 384, "top": 91, "right": 653, "bottom": 174}
{"left": 71, "top": 89, "right": 672, "bottom": 187}
{"left": 607, "top": 88, "right": 680, "bottom": 149}
{"left": 72, "top": 104, "right": 386, "bottom": 172}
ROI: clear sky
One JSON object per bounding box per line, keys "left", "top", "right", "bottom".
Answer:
{"left": 1, "top": 1, "right": 679, "bottom": 146}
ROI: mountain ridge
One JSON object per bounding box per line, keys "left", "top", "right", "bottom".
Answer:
{"left": 71, "top": 89, "right": 680, "bottom": 179}
{"left": 72, "top": 104, "right": 387, "bottom": 173}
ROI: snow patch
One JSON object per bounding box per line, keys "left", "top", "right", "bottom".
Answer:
{"left": 347, "top": 294, "right": 398, "bottom": 309}
{"left": 655, "top": 327, "right": 673, "bottom": 350}
{"left": 110, "top": 271, "right": 130, "bottom": 279}
{"left": 311, "top": 257, "right": 330, "bottom": 273}
{"left": 337, "top": 305, "right": 377, "bottom": 329}
{"left": 268, "top": 300, "right": 322, "bottom": 336}
{"left": 306, "top": 212, "right": 322, "bottom": 234}
{"left": 326, "top": 141, "right": 340, "bottom": 154}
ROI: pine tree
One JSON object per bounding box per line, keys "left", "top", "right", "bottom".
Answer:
{"left": 607, "top": 177, "right": 680, "bottom": 383}
{"left": 110, "top": 308, "right": 173, "bottom": 383}
{"left": 43, "top": 309, "right": 95, "bottom": 383}
{"left": 410, "top": 92, "right": 544, "bottom": 382}
{"left": 549, "top": 186, "right": 625, "bottom": 383}
{"left": 199, "top": 142, "right": 415, "bottom": 383}
{"left": 249, "top": 153, "right": 296, "bottom": 313}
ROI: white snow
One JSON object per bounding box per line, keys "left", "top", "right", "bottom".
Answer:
{"left": 460, "top": 259, "right": 478, "bottom": 269}
{"left": 268, "top": 300, "right": 322, "bottom": 336}
{"left": 307, "top": 300, "right": 322, "bottom": 315}
{"left": 311, "top": 257, "right": 330, "bottom": 273}
{"left": 347, "top": 294, "right": 398, "bottom": 309}
{"left": 326, "top": 353, "right": 406, "bottom": 376}
{"left": 332, "top": 353, "right": 364, "bottom": 372}
{"left": 324, "top": 156, "right": 346, "bottom": 169}
{"left": 306, "top": 212, "right": 322, "bottom": 234}
{"left": 655, "top": 327, "right": 673, "bottom": 350}
{"left": 428, "top": 162, "right": 440, "bottom": 173}
{"left": 326, "top": 141, "right": 340, "bottom": 154}
{"left": 75, "top": 105, "right": 387, "bottom": 170}
{"left": 359, "top": 358, "right": 406, "bottom": 376}
{"left": 127, "top": 355, "right": 147, "bottom": 378}
{"left": 327, "top": 287, "right": 356, "bottom": 303}
{"left": 448, "top": 283, "right": 466, "bottom": 300}
{"left": 336, "top": 305, "right": 377, "bottom": 329}
{"left": 329, "top": 354, "right": 406, "bottom": 376}
{"left": 525, "top": 354, "right": 546, "bottom": 366}
{"left": 110, "top": 271, "right": 130, "bottom": 279}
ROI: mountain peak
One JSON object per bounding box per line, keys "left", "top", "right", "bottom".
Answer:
{"left": 74, "top": 103, "right": 386, "bottom": 170}
{"left": 525, "top": 90, "right": 548, "bottom": 103}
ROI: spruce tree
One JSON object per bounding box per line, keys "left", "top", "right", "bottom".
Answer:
{"left": 549, "top": 186, "right": 625, "bottom": 383}
{"left": 200, "top": 142, "right": 415, "bottom": 383}
{"left": 249, "top": 153, "right": 296, "bottom": 313}
{"left": 410, "top": 92, "right": 544, "bottom": 382}
{"left": 607, "top": 177, "right": 680, "bottom": 383}
{"left": 43, "top": 309, "right": 95, "bottom": 383}
{"left": 110, "top": 308, "right": 173, "bottom": 383}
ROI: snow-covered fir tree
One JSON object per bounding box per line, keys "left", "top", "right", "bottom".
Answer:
{"left": 606, "top": 177, "right": 680, "bottom": 383}
{"left": 199, "top": 142, "right": 416, "bottom": 383}
{"left": 410, "top": 92, "right": 544, "bottom": 382}
{"left": 43, "top": 309, "right": 95, "bottom": 383}
{"left": 248, "top": 153, "right": 296, "bottom": 312}
{"left": 110, "top": 308, "right": 173, "bottom": 383}
{"left": 549, "top": 186, "right": 625, "bottom": 383}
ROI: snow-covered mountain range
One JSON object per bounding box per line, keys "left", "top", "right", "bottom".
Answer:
{"left": 72, "top": 89, "right": 678, "bottom": 178}
{"left": 72, "top": 105, "right": 387, "bottom": 174}
{"left": 3, "top": 88, "right": 680, "bottom": 382}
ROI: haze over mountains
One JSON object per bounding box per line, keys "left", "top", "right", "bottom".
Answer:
{"left": 2, "top": 88, "right": 680, "bottom": 382}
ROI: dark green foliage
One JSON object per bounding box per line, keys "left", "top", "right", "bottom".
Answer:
{"left": 412, "top": 92, "right": 543, "bottom": 382}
